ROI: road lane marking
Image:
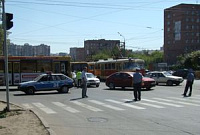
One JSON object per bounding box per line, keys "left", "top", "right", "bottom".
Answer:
{"left": 88, "top": 100, "right": 125, "bottom": 111}
{"left": 188, "top": 97, "right": 200, "bottom": 100}
{"left": 168, "top": 97, "right": 200, "bottom": 103}
{"left": 52, "top": 102, "right": 80, "bottom": 113}
{"left": 22, "top": 103, "right": 33, "bottom": 109}
{"left": 71, "top": 101, "right": 103, "bottom": 112}
{"left": 142, "top": 99, "right": 183, "bottom": 107}
{"left": 153, "top": 98, "right": 200, "bottom": 106}
{"left": 122, "top": 99, "right": 165, "bottom": 109}
{"left": 32, "top": 103, "right": 56, "bottom": 114}
{"left": 105, "top": 99, "right": 146, "bottom": 110}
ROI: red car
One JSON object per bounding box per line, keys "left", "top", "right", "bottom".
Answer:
{"left": 105, "top": 71, "right": 156, "bottom": 90}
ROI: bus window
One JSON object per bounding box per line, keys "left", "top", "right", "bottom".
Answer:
{"left": 53, "top": 62, "right": 60, "bottom": 73}
{"left": 37, "top": 60, "right": 52, "bottom": 73}
{"left": 8, "top": 62, "right": 12, "bottom": 73}
{"left": 111, "top": 63, "right": 115, "bottom": 69}
{"left": 13, "top": 62, "right": 20, "bottom": 73}
{"left": 21, "top": 60, "right": 37, "bottom": 73}
{"left": 0, "top": 61, "right": 4, "bottom": 73}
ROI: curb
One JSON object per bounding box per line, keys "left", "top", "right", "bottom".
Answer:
{"left": 0, "top": 100, "right": 56, "bottom": 135}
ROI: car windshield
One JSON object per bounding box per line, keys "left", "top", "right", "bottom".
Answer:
{"left": 86, "top": 73, "right": 95, "bottom": 78}
{"left": 33, "top": 75, "right": 44, "bottom": 81}
{"left": 163, "top": 71, "right": 172, "bottom": 76}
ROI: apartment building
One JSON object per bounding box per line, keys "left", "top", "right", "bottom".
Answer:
{"left": 8, "top": 43, "right": 50, "bottom": 56}
{"left": 84, "top": 39, "right": 120, "bottom": 61}
{"left": 164, "top": 4, "right": 200, "bottom": 65}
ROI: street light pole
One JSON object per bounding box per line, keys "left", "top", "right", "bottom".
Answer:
{"left": 2, "top": 0, "right": 10, "bottom": 111}
{"left": 118, "top": 32, "right": 125, "bottom": 57}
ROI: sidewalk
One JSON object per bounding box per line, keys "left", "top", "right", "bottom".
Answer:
{"left": 0, "top": 86, "right": 18, "bottom": 91}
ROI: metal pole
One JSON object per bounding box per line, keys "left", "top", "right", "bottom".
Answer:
{"left": 118, "top": 32, "right": 126, "bottom": 57}
{"left": 2, "top": 0, "right": 10, "bottom": 111}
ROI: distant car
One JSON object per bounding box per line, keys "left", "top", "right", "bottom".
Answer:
{"left": 18, "top": 73, "right": 74, "bottom": 94}
{"left": 172, "top": 69, "right": 189, "bottom": 79}
{"left": 105, "top": 71, "right": 156, "bottom": 90}
{"left": 86, "top": 73, "right": 100, "bottom": 87}
{"left": 145, "top": 71, "right": 184, "bottom": 86}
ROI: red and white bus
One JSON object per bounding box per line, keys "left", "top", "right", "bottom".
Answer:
{"left": 88, "top": 58, "right": 145, "bottom": 80}
{"left": 0, "top": 56, "right": 71, "bottom": 85}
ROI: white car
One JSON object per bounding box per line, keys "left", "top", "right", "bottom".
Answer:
{"left": 86, "top": 73, "right": 100, "bottom": 87}
{"left": 74, "top": 73, "right": 100, "bottom": 87}
{"left": 145, "top": 71, "right": 184, "bottom": 86}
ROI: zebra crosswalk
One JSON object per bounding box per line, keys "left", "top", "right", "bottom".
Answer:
{"left": 21, "top": 95, "right": 200, "bottom": 114}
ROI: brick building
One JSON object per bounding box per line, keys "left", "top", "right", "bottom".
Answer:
{"left": 164, "top": 4, "right": 200, "bottom": 65}
{"left": 84, "top": 39, "right": 120, "bottom": 61}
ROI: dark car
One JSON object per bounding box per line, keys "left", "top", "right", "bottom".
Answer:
{"left": 105, "top": 71, "right": 156, "bottom": 90}
{"left": 172, "top": 69, "right": 189, "bottom": 79}
{"left": 18, "top": 73, "right": 74, "bottom": 95}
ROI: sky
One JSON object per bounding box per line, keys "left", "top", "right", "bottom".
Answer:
{"left": 4, "top": 0, "right": 199, "bottom": 54}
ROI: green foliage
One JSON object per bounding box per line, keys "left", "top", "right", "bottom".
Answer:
{"left": 174, "top": 51, "right": 200, "bottom": 70}
{"left": 128, "top": 51, "right": 164, "bottom": 69}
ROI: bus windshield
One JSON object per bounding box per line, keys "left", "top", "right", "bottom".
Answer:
{"left": 123, "top": 62, "right": 142, "bottom": 70}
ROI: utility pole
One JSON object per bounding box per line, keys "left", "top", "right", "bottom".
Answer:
{"left": 118, "top": 32, "right": 126, "bottom": 57}
{"left": 2, "top": 0, "right": 10, "bottom": 111}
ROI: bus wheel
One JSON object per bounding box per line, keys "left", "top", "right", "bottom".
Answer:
{"left": 26, "top": 87, "right": 35, "bottom": 95}
{"left": 109, "top": 83, "right": 115, "bottom": 90}
{"left": 60, "top": 86, "right": 69, "bottom": 93}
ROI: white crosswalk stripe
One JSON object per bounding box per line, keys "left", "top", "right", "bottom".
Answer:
{"left": 70, "top": 101, "right": 103, "bottom": 112}
{"left": 52, "top": 102, "right": 80, "bottom": 113}
{"left": 153, "top": 98, "right": 200, "bottom": 106}
{"left": 122, "top": 99, "right": 165, "bottom": 109}
{"left": 22, "top": 103, "right": 34, "bottom": 109}
{"left": 142, "top": 99, "right": 184, "bottom": 107}
{"left": 32, "top": 103, "right": 56, "bottom": 114}
{"left": 20, "top": 96, "right": 200, "bottom": 114}
{"left": 105, "top": 99, "right": 146, "bottom": 110}
{"left": 188, "top": 97, "right": 200, "bottom": 100}
{"left": 88, "top": 100, "right": 125, "bottom": 111}
{"left": 168, "top": 97, "right": 200, "bottom": 103}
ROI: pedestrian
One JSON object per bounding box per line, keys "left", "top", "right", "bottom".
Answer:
{"left": 81, "top": 67, "right": 88, "bottom": 98}
{"left": 76, "top": 70, "right": 82, "bottom": 88}
{"left": 182, "top": 69, "right": 195, "bottom": 97}
{"left": 133, "top": 68, "right": 143, "bottom": 101}
{"left": 71, "top": 70, "right": 76, "bottom": 84}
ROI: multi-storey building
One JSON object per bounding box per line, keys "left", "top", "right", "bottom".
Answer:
{"left": 164, "top": 4, "right": 200, "bottom": 65}
{"left": 8, "top": 43, "right": 50, "bottom": 56}
{"left": 84, "top": 39, "right": 120, "bottom": 61}
{"left": 70, "top": 47, "right": 85, "bottom": 61}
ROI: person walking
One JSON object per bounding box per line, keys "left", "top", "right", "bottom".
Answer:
{"left": 133, "top": 68, "right": 143, "bottom": 101}
{"left": 81, "top": 67, "right": 88, "bottom": 98}
{"left": 182, "top": 69, "right": 195, "bottom": 97}
{"left": 76, "top": 70, "right": 82, "bottom": 88}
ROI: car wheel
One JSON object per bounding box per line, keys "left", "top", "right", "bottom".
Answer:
{"left": 26, "top": 87, "right": 35, "bottom": 95}
{"left": 109, "top": 83, "right": 115, "bottom": 90}
{"left": 167, "top": 80, "right": 173, "bottom": 86}
{"left": 60, "top": 86, "right": 69, "bottom": 93}
{"left": 146, "top": 87, "right": 151, "bottom": 90}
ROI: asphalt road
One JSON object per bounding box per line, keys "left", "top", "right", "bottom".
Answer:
{"left": 0, "top": 80, "right": 200, "bottom": 135}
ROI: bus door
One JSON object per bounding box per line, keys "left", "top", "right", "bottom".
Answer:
{"left": 13, "top": 62, "right": 20, "bottom": 85}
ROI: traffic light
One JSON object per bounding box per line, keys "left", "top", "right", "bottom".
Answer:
{"left": 6, "top": 13, "right": 13, "bottom": 30}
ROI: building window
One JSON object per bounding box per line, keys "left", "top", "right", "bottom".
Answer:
{"left": 167, "top": 27, "right": 170, "bottom": 32}
{"left": 186, "top": 18, "right": 189, "bottom": 22}
{"left": 167, "top": 21, "right": 170, "bottom": 25}
{"left": 167, "top": 14, "right": 171, "bottom": 18}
